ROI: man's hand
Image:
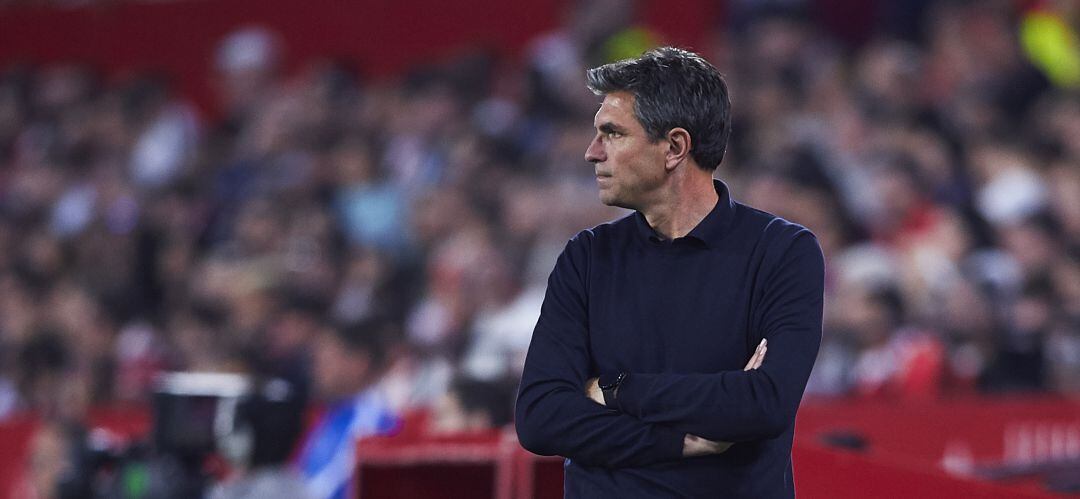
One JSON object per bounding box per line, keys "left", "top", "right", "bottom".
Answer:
{"left": 744, "top": 338, "right": 767, "bottom": 371}
{"left": 585, "top": 339, "right": 769, "bottom": 456}
{"left": 683, "top": 434, "right": 733, "bottom": 456}
{"left": 683, "top": 338, "right": 768, "bottom": 456}
{"left": 585, "top": 377, "right": 604, "bottom": 405}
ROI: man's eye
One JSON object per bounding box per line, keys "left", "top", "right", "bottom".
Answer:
{"left": 608, "top": 131, "right": 622, "bottom": 139}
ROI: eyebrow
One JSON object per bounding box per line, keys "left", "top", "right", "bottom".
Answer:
{"left": 597, "top": 122, "right": 627, "bottom": 134}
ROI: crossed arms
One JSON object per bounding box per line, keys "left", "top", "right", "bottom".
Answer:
{"left": 583, "top": 338, "right": 768, "bottom": 456}
{"left": 514, "top": 230, "right": 824, "bottom": 468}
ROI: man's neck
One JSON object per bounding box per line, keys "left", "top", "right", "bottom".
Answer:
{"left": 641, "top": 173, "right": 719, "bottom": 240}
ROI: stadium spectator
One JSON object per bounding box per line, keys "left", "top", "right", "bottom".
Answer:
{"left": 0, "top": 0, "right": 1075, "bottom": 461}
{"left": 294, "top": 319, "right": 399, "bottom": 499}
{"left": 430, "top": 374, "right": 517, "bottom": 434}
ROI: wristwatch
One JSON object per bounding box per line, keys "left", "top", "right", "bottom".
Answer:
{"left": 598, "top": 372, "right": 628, "bottom": 408}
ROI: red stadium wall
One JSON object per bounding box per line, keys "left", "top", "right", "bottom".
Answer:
{"left": 0, "top": 0, "right": 723, "bottom": 118}
{"left": 349, "top": 397, "right": 1079, "bottom": 499}
{"left": 349, "top": 397, "right": 1075, "bottom": 499}
{"left": 6, "top": 397, "right": 1074, "bottom": 498}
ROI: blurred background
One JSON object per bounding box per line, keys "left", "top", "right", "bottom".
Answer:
{"left": 0, "top": 0, "right": 1078, "bottom": 498}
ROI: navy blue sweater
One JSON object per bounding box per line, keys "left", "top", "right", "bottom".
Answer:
{"left": 515, "top": 180, "right": 824, "bottom": 498}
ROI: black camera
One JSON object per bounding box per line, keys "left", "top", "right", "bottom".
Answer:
{"left": 58, "top": 372, "right": 306, "bottom": 499}
{"left": 154, "top": 372, "right": 305, "bottom": 469}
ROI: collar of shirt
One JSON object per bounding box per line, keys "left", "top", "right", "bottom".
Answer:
{"left": 633, "top": 178, "right": 737, "bottom": 248}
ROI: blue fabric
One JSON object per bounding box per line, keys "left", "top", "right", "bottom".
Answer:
{"left": 515, "top": 180, "right": 824, "bottom": 499}
{"left": 296, "top": 390, "right": 398, "bottom": 499}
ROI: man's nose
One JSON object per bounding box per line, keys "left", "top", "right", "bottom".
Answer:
{"left": 585, "top": 135, "right": 605, "bottom": 163}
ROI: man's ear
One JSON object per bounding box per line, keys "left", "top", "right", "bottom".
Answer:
{"left": 665, "top": 128, "right": 692, "bottom": 172}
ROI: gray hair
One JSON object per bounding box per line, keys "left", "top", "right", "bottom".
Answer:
{"left": 586, "top": 47, "right": 732, "bottom": 171}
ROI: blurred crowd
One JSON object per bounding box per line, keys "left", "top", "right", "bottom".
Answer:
{"left": 1, "top": 0, "right": 1079, "bottom": 445}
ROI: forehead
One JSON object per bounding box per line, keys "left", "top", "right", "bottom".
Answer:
{"left": 593, "top": 91, "right": 637, "bottom": 126}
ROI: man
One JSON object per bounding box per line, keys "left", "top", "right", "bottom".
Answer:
{"left": 295, "top": 320, "right": 399, "bottom": 499}
{"left": 430, "top": 374, "right": 518, "bottom": 434}
{"left": 515, "top": 47, "right": 824, "bottom": 498}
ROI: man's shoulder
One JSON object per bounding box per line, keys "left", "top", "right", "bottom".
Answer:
{"left": 733, "top": 203, "right": 825, "bottom": 295}
{"left": 733, "top": 202, "right": 823, "bottom": 269}
{"left": 734, "top": 201, "right": 816, "bottom": 244}
{"left": 566, "top": 211, "right": 638, "bottom": 247}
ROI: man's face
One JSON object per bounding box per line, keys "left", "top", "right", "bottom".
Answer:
{"left": 585, "top": 91, "right": 668, "bottom": 209}
{"left": 312, "top": 332, "right": 370, "bottom": 400}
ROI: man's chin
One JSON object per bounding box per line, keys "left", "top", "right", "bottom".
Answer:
{"left": 597, "top": 192, "right": 631, "bottom": 210}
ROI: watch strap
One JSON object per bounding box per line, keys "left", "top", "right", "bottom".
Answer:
{"left": 599, "top": 372, "right": 627, "bottom": 408}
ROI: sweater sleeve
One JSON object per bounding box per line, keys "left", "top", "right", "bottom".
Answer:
{"left": 515, "top": 233, "right": 685, "bottom": 468}
{"left": 612, "top": 230, "right": 824, "bottom": 442}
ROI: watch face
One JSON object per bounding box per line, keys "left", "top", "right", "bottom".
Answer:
{"left": 598, "top": 373, "right": 622, "bottom": 390}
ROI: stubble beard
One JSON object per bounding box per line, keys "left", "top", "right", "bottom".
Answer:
{"left": 598, "top": 186, "right": 636, "bottom": 211}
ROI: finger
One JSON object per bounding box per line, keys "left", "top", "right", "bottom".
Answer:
{"left": 755, "top": 339, "right": 768, "bottom": 368}
{"left": 755, "top": 342, "right": 768, "bottom": 369}
{"left": 744, "top": 339, "right": 765, "bottom": 371}
{"left": 743, "top": 343, "right": 762, "bottom": 370}
{"left": 749, "top": 341, "right": 768, "bottom": 370}
{"left": 752, "top": 345, "right": 767, "bottom": 369}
